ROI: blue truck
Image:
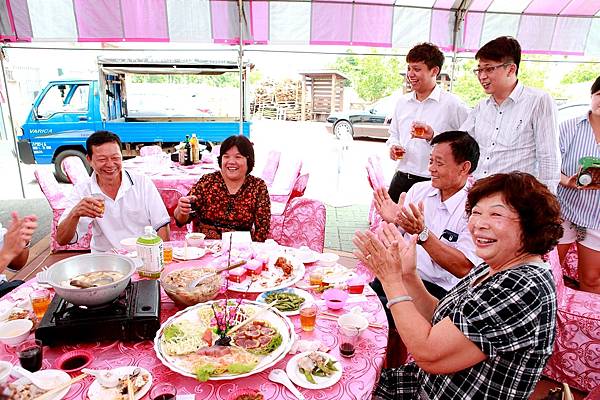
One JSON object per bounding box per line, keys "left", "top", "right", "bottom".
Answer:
{"left": 17, "top": 57, "right": 250, "bottom": 182}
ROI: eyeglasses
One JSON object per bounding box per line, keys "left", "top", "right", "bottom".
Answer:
{"left": 472, "top": 63, "right": 511, "bottom": 76}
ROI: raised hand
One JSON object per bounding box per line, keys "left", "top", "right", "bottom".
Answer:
{"left": 373, "top": 188, "right": 401, "bottom": 224}
{"left": 397, "top": 200, "right": 425, "bottom": 235}
{"left": 176, "top": 195, "right": 197, "bottom": 216}
{"left": 2, "top": 212, "right": 38, "bottom": 259}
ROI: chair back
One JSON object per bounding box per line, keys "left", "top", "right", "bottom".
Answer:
{"left": 260, "top": 150, "right": 281, "bottom": 186}
{"left": 34, "top": 169, "right": 67, "bottom": 208}
{"left": 61, "top": 156, "right": 90, "bottom": 185}
{"left": 279, "top": 197, "right": 326, "bottom": 253}
{"left": 157, "top": 187, "right": 188, "bottom": 241}
{"left": 546, "top": 248, "right": 565, "bottom": 306}
{"left": 271, "top": 158, "right": 302, "bottom": 194}
{"left": 367, "top": 155, "right": 386, "bottom": 189}
{"left": 140, "top": 145, "right": 163, "bottom": 157}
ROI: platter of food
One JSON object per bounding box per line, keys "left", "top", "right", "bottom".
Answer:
{"left": 286, "top": 351, "right": 342, "bottom": 389}
{"left": 226, "top": 255, "right": 305, "bottom": 293}
{"left": 87, "top": 366, "right": 152, "bottom": 400}
{"left": 256, "top": 288, "right": 313, "bottom": 316}
{"left": 154, "top": 300, "right": 295, "bottom": 381}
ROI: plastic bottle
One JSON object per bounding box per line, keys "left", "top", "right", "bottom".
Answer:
{"left": 577, "top": 172, "right": 592, "bottom": 187}
{"left": 183, "top": 135, "right": 192, "bottom": 166}
{"left": 136, "top": 226, "right": 164, "bottom": 279}
{"left": 190, "top": 133, "right": 199, "bottom": 164}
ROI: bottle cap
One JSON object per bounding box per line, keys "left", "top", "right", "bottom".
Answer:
{"left": 578, "top": 173, "right": 592, "bottom": 186}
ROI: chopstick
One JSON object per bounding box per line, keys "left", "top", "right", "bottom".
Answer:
{"left": 126, "top": 377, "right": 135, "bottom": 400}
{"left": 319, "top": 313, "right": 385, "bottom": 329}
{"left": 33, "top": 373, "right": 88, "bottom": 400}
{"left": 228, "top": 300, "right": 278, "bottom": 335}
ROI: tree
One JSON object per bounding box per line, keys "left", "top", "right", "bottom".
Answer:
{"left": 561, "top": 62, "right": 599, "bottom": 84}
{"left": 332, "top": 51, "right": 403, "bottom": 102}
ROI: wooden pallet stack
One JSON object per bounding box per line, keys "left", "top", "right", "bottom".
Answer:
{"left": 251, "top": 79, "right": 311, "bottom": 121}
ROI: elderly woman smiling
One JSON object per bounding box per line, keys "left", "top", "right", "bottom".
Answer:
{"left": 174, "top": 135, "right": 271, "bottom": 242}
{"left": 354, "top": 172, "right": 562, "bottom": 399}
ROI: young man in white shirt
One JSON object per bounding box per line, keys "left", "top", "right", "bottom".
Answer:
{"left": 373, "top": 131, "right": 481, "bottom": 299}
{"left": 57, "top": 131, "right": 170, "bottom": 253}
{"left": 460, "top": 36, "right": 560, "bottom": 193}
{"left": 387, "top": 43, "right": 469, "bottom": 202}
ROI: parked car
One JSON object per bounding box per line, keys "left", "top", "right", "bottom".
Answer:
{"left": 326, "top": 94, "right": 398, "bottom": 139}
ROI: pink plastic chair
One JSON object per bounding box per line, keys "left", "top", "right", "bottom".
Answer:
{"left": 34, "top": 169, "right": 92, "bottom": 252}
{"left": 543, "top": 249, "right": 600, "bottom": 392}
{"left": 140, "top": 145, "right": 163, "bottom": 157}
{"left": 260, "top": 150, "right": 281, "bottom": 187}
{"left": 269, "top": 197, "right": 326, "bottom": 253}
{"left": 157, "top": 187, "right": 188, "bottom": 241}
{"left": 561, "top": 243, "right": 579, "bottom": 282}
{"left": 269, "top": 158, "right": 302, "bottom": 197}
{"left": 271, "top": 173, "right": 309, "bottom": 217}
{"left": 61, "top": 156, "right": 90, "bottom": 185}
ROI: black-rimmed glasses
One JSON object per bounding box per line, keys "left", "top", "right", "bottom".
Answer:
{"left": 472, "top": 63, "right": 511, "bottom": 76}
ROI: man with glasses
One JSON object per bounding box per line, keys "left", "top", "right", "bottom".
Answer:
{"left": 386, "top": 43, "right": 469, "bottom": 202}
{"left": 461, "top": 36, "right": 560, "bottom": 192}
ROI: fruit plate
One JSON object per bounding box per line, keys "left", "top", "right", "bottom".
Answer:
{"left": 153, "top": 300, "right": 295, "bottom": 381}
{"left": 226, "top": 254, "right": 305, "bottom": 293}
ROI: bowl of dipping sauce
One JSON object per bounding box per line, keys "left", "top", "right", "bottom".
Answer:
{"left": 347, "top": 277, "right": 365, "bottom": 294}
{"left": 322, "top": 288, "right": 348, "bottom": 310}
{"left": 55, "top": 350, "right": 93, "bottom": 372}
{"left": 319, "top": 252, "right": 339, "bottom": 267}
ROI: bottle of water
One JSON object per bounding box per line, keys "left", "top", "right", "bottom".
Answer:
{"left": 136, "top": 226, "right": 164, "bottom": 279}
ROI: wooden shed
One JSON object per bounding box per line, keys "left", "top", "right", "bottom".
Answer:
{"left": 298, "top": 70, "right": 349, "bottom": 122}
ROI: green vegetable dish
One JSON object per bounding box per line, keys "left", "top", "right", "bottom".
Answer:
{"left": 264, "top": 291, "right": 306, "bottom": 312}
{"left": 297, "top": 352, "right": 339, "bottom": 384}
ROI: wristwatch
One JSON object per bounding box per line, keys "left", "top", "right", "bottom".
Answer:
{"left": 417, "top": 226, "right": 429, "bottom": 245}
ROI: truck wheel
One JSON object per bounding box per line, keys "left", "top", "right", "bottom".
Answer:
{"left": 54, "top": 150, "right": 91, "bottom": 183}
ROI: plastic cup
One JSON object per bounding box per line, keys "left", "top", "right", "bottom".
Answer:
{"left": 30, "top": 289, "right": 51, "bottom": 319}
{"left": 150, "top": 382, "right": 177, "bottom": 400}
{"left": 163, "top": 243, "right": 173, "bottom": 264}
{"left": 299, "top": 303, "right": 318, "bottom": 332}
{"left": 309, "top": 271, "right": 323, "bottom": 286}
{"left": 338, "top": 326, "right": 360, "bottom": 358}
{"left": 91, "top": 193, "right": 105, "bottom": 216}
{"left": 17, "top": 339, "right": 43, "bottom": 372}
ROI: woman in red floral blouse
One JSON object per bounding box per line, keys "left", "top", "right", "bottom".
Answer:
{"left": 173, "top": 135, "right": 271, "bottom": 241}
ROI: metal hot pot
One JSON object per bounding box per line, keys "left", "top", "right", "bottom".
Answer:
{"left": 37, "top": 254, "right": 137, "bottom": 306}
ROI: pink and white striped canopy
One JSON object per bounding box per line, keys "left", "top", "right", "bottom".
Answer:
{"left": 1, "top": 0, "right": 599, "bottom": 55}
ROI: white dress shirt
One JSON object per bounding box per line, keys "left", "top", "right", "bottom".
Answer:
{"left": 403, "top": 181, "right": 481, "bottom": 291}
{"left": 386, "top": 85, "right": 469, "bottom": 177}
{"left": 59, "top": 170, "right": 170, "bottom": 253}
{"left": 460, "top": 81, "right": 561, "bottom": 193}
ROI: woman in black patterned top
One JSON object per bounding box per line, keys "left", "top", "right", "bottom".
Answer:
{"left": 354, "top": 172, "right": 562, "bottom": 400}
{"left": 174, "top": 135, "right": 271, "bottom": 242}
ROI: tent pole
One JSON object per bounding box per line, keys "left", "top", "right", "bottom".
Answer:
{"left": 238, "top": 0, "right": 244, "bottom": 136}
{"left": 450, "top": 0, "right": 472, "bottom": 92}
{"left": 0, "top": 46, "right": 26, "bottom": 199}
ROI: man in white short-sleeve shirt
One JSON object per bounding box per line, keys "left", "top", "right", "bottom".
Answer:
{"left": 57, "top": 131, "right": 170, "bottom": 253}
{"left": 460, "top": 36, "right": 560, "bottom": 193}
{"left": 374, "top": 131, "right": 481, "bottom": 298}
{"left": 386, "top": 42, "right": 469, "bottom": 202}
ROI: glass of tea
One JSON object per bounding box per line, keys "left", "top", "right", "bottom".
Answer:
{"left": 30, "top": 289, "right": 52, "bottom": 319}
{"left": 338, "top": 326, "right": 360, "bottom": 358}
{"left": 413, "top": 121, "right": 427, "bottom": 138}
{"left": 17, "top": 339, "right": 43, "bottom": 372}
{"left": 163, "top": 243, "right": 173, "bottom": 264}
{"left": 392, "top": 145, "right": 405, "bottom": 160}
{"left": 299, "top": 303, "right": 318, "bottom": 332}
{"left": 150, "top": 383, "right": 177, "bottom": 400}
{"left": 91, "top": 193, "right": 105, "bottom": 216}
{"left": 309, "top": 271, "right": 323, "bottom": 287}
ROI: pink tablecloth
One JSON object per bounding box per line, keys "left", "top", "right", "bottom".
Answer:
{"left": 0, "top": 252, "right": 388, "bottom": 400}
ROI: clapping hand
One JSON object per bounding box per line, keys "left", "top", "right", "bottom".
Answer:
{"left": 397, "top": 200, "right": 425, "bottom": 235}
{"left": 373, "top": 188, "right": 402, "bottom": 224}
{"left": 2, "top": 212, "right": 37, "bottom": 259}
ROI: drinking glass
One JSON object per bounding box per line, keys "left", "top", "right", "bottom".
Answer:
{"left": 309, "top": 271, "right": 323, "bottom": 287}
{"left": 338, "top": 326, "right": 360, "bottom": 358}
{"left": 30, "top": 289, "right": 51, "bottom": 319}
{"left": 299, "top": 303, "right": 318, "bottom": 332}
{"left": 392, "top": 145, "right": 405, "bottom": 160}
{"left": 17, "top": 339, "right": 43, "bottom": 372}
{"left": 163, "top": 243, "right": 173, "bottom": 264}
{"left": 413, "top": 121, "right": 427, "bottom": 138}
{"left": 91, "top": 193, "right": 105, "bottom": 216}
{"left": 150, "top": 383, "right": 177, "bottom": 400}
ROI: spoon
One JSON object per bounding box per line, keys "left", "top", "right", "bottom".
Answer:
{"left": 82, "top": 368, "right": 120, "bottom": 388}
{"left": 187, "top": 260, "right": 247, "bottom": 289}
{"left": 13, "top": 366, "right": 59, "bottom": 390}
{"left": 268, "top": 369, "right": 306, "bottom": 400}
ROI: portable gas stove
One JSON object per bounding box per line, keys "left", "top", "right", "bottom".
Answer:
{"left": 36, "top": 280, "right": 161, "bottom": 346}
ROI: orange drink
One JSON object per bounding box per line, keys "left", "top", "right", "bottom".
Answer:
{"left": 413, "top": 126, "right": 426, "bottom": 137}
{"left": 163, "top": 244, "right": 173, "bottom": 263}
{"left": 299, "top": 303, "right": 318, "bottom": 332}
{"left": 309, "top": 271, "right": 323, "bottom": 286}
{"left": 30, "top": 290, "right": 51, "bottom": 319}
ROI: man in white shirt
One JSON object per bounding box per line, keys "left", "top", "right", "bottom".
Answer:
{"left": 387, "top": 43, "right": 469, "bottom": 202}
{"left": 373, "top": 131, "right": 481, "bottom": 299}
{"left": 57, "top": 131, "right": 170, "bottom": 253}
{"left": 460, "top": 36, "right": 560, "bottom": 192}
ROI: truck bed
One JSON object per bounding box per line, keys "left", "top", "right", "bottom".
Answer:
{"left": 122, "top": 116, "right": 236, "bottom": 123}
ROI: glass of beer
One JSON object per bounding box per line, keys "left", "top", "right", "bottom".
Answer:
{"left": 91, "top": 193, "right": 105, "bottom": 216}
{"left": 30, "top": 289, "right": 51, "bottom": 319}
{"left": 163, "top": 243, "right": 173, "bottom": 263}
{"left": 299, "top": 303, "right": 318, "bottom": 332}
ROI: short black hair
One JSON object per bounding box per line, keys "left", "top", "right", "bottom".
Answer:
{"left": 406, "top": 42, "right": 444, "bottom": 72}
{"left": 86, "top": 130, "right": 122, "bottom": 158}
{"left": 591, "top": 75, "right": 600, "bottom": 95}
{"left": 218, "top": 135, "right": 255, "bottom": 174}
{"left": 431, "top": 131, "right": 480, "bottom": 173}
{"left": 475, "top": 36, "right": 521, "bottom": 75}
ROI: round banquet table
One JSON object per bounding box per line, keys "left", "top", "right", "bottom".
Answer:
{"left": 0, "top": 245, "right": 388, "bottom": 400}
